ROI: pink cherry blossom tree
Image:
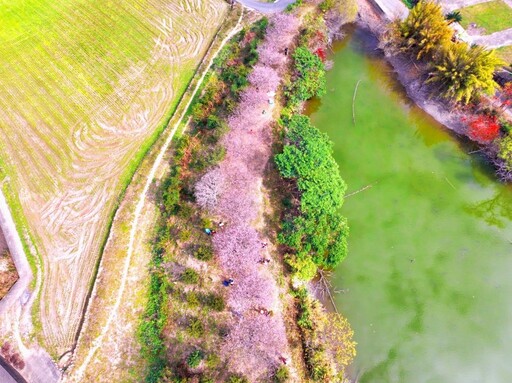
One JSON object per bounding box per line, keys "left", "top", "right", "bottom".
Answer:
{"left": 194, "top": 167, "right": 225, "bottom": 210}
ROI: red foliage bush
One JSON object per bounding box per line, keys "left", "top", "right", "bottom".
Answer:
{"left": 314, "top": 47, "right": 327, "bottom": 62}
{"left": 467, "top": 114, "right": 501, "bottom": 143}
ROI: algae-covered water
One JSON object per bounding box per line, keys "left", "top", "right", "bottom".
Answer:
{"left": 309, "top": 30, "right": 512, "bottom": 383}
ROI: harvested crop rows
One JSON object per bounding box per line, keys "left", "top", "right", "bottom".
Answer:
{"left": 0, "top": 0, "right": 227, "bottom": 354}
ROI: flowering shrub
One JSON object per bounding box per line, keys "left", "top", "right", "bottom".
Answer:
{"left": 467, "top": 114, "right": 501, "bottom": 143}
{"left": 224, "top": 314, "right": 288, "bottom": 381}
{"left": 194, "top": 167, "right": 224, "bottom": 210}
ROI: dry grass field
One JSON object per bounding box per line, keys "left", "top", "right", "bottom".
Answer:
{"left": 0, "top": 0, "right": 227, "bottom": 354}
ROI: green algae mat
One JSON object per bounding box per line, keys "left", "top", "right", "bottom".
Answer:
{"left": 310, "top": 31, "right": 512, "bottom": 383}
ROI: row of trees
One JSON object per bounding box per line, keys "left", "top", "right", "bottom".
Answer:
{"left": 197, "top": 13, "right": 300, "bottom": 382}
{"left": 138, "top": 17, "right": 274, "bottom": 383}
{"left": 389, "top": 0, "right": 504, "bottom": 104}
{"left": 274, "top": 8, "right": 356, "bottom": 381}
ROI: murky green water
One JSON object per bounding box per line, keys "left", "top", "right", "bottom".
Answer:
{"left": 309, "top": 30, "right": 512, "bottom": 383}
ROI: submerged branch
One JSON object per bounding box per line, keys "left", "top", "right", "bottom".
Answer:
{"left": 345, "top": 182, "right": 377, "bottom": 198}
{"left": 318, "top": 269, "right": 339, "bottom": 314}
{"left": 352, "top": 79, "right": 362, "bottom": 125}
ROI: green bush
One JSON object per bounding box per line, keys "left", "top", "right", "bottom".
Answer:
{"left": 187, "top": 349, "right": 204, "bottom": 368}
{"left": 227, "top": 374, "right": 249, "bottom": 383}
{"left": 501, "top": 121, "right": 512, "bottom": 134}
{"left": 251, "top": 17, "right": 269, "bottom": 39}
{"left": 296, "top": 290, "right": 314, "bottom": 330}
{"left": 286, "top": 255, "right": 318, "bottom": 281}
{"left": 181, "top": 268, "right": 199, "bottom": 284}
{"left": 191, "top": 146, "right": 226, "bottom": 171}
{"left": 499, "top": 134, "right": 512, "bottom": 171}
{"left": 206, "top": 353, "right": 221, "bottom": 369}
{"left": 287, "top": 46, "right": 326, "bottom": 105}
{"left": 194, "top": 245, "right": 214, "bottom": 261}
{"left": 285, "top": 0, "right": 303, "bottom": 12}
{"left": 177, "top": 204, "right": 194, "bottom": 220}
{"left": 202, "top": 293, "right": 225, "bottom": 311}
{"left": 161, "top": 174, "right": 180, "bottom": 215}
{"left": 275, "top": 115, "right": 349, "bottom": 272}
{"left": 138, "top": 272, "right": 168, "bottom": 382}
{"left": 186, "top": 291, "right": 200, "bottom": 307}
{"left": 187, "top": 317, "right": 204, "bottom": 338}
{"left": 274, "top": 366, "right": 290, "bottom": 383}
{"left": 178, "top": 229, "right": 191, "bottom": 242}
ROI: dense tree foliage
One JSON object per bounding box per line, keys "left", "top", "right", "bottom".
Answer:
{"left": 275, "top": 115, "right": 348, "bottom": 272}
{"left": 390, "top": 1, "right": 504, "bottom": 104}
{"left": 392, "top": 0, "right": 453, "bottom": 60}
{"left": 427, "top": 43, "right": 504, "bottom": 103}
{"left": 287, "top": 46, "right": 326, "bottom": 104}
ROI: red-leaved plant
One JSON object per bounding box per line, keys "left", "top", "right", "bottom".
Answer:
{"left": 466, "top": 114, "right": 501, "bottom": 143}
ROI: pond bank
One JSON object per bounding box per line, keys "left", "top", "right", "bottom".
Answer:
{"left": 357, "top": 0, "right": 512, "bottom": 181}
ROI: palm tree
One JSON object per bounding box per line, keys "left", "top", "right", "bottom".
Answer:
{"left": 446, "top": 11, "right": 462, "bottom": 24}
{"left": 394, "top": 0, "right": 453, "bottom": 60}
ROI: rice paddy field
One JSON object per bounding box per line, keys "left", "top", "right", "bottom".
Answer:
{"left": 0, "top": 0, "right": 227, "bottom": 354}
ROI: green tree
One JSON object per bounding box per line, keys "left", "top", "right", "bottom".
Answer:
{"left": 446, "top": 11, "right": 462, "bottom": 24}
{"left": 392, "top": 0, "right": 453, "bottom": 59}
{"left": 275, "top": 115, "right": 349, "bottom": 271}
{"left": 427, "top": 42, "right": 504, "bottom": 103}
{"left": 287, "top": 47, "right": 326, "bottom": 104}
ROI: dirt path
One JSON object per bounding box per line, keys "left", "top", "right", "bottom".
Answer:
{"left": 439, "top": 0, "right": 493, "bottom": 12}
{"left": 236, "top": 0, "right": 296, "bottom": 13}
{"left": 472, "top": 27, "right": 512, "bottom": 48}
{"left": 68, "top": 10, "right": 244, "bottom": 382}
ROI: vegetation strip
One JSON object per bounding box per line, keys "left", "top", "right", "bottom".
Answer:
{"left": 270, "top": 3, "right": 358, "bottom": 380}
{"left": 138, "top": 17, "right": 276, "bottom": 382}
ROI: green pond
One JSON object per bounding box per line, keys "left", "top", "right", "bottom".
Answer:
{"left": 308, "top": 30, "right": 512, "bottom": 383}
